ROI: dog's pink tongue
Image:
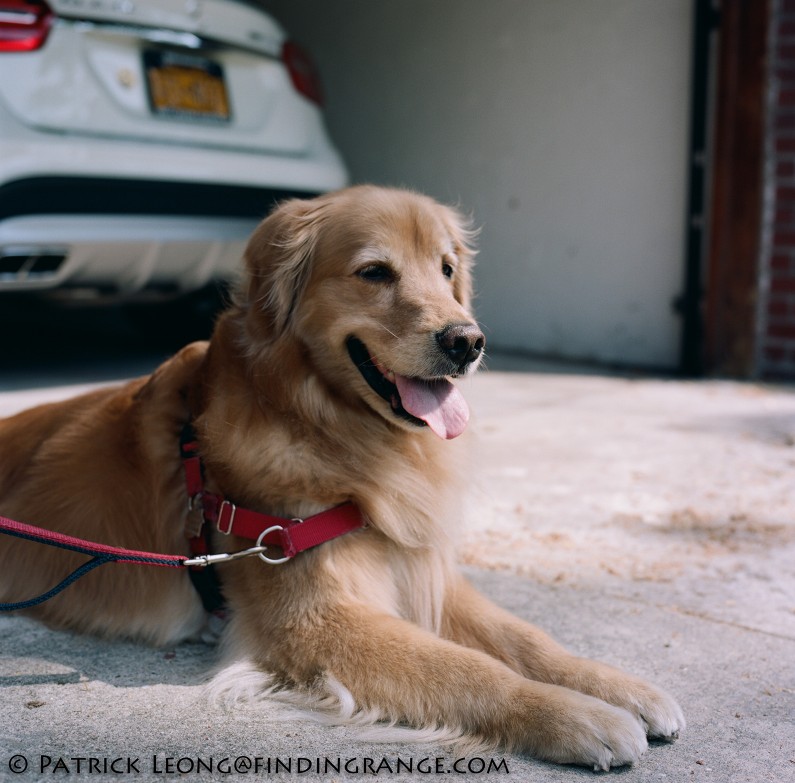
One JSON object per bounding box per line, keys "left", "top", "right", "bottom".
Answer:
{"left": 394, "top": 375, "right": 469, "bottom": 440}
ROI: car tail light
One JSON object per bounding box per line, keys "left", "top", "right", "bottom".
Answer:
{"left": 281, "top": 40, "right": 324, "bottom": 107}
{"left": 0, "top": 0, "right": 53, "bottom": 53}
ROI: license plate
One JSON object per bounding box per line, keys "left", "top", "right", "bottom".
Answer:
{"left": 143, "top": 49, "right": 231, "bottom": 122}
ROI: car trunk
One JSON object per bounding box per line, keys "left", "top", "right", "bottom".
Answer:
{"left": 0, "top": 0, "right": 321, "bottom": 156}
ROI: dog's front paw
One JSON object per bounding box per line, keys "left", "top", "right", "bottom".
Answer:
{"left": 567, "top": 700, "right": 649, "bottom": 772}
{"left": 523, "top": 687, "right": 648, "bottom": 771}
{"left": 570, "top": 663, "right": 685, "bottom": 741}
{"left": 621, "top": 680, "right": 685, "bottom": 741}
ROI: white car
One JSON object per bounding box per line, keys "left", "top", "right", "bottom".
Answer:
{"left": 0, "top": 0, "right": 347, "bottom": 315}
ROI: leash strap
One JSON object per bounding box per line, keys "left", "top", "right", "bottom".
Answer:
{"left": 0, "top": 514, "right": 186, "bottom": 612}
{"left": 2, "top": 556, "right": 112, "bottom": 611}
{"left": 0, "top": 515, "right": 187, "bottom": 567}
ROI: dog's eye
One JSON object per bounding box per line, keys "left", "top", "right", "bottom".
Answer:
{"left": 442, "top": 262, "right": 454, "bottom": 279}
{"left": 357, "top": 264, "right": 395, "bottom": 283}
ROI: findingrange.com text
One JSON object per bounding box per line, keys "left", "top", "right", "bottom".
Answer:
{"left": 7, "top": 755, "right": 510, "bottom": 776}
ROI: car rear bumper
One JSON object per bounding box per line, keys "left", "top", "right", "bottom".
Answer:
{"left": 0, "top": 213, "right": 257, "bottom": 294}
{"left": 0, "top": 179, "right": 321, "bottom": 295}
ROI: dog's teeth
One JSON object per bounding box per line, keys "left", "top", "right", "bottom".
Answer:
{"left": 371, "top": 355, "right": 395, "bottom": 382}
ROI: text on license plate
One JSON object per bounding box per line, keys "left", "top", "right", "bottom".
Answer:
{"left": 143, "top": 49, "right": 231, "bottom": 122}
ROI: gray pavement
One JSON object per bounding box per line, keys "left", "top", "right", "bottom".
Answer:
{"left": 1, "top": 355, "right": 794, "bottom": 782}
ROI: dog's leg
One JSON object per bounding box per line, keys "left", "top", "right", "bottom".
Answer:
{"left": 441, "top": 576, "right": 685, "bottom": 741}
{"left": 257, "top": 604, "right": 648, "bottom": 771}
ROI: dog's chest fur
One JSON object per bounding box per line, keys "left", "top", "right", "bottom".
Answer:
{"left": 192, "top": 361, "right": 468, "bottom": 635}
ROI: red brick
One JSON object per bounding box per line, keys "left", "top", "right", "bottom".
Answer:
{"left": 775, "top": 113, "right": 795, "bottom": 131}
{"left": 773, "top": 230, "right": 795, "bottom": 247}
{"left": 777, "top": 159, "right": 795, "bottom": 179}
{"left": 771, "top": 253, "right": 794, "bottom": 271}
{"left": 770, "top": 259, "right": 795, "bottom": 276}
{"left": 776, "top": 185, "right": 795, "bottom": 203}
{"left": 769, "top": 275, "right": 795, "bottom": 294}
{"left": 777, "top": 88, "right": 795, "bottom": 108}
{"left": 775, "top": 69, "right": 795, "bottom": 84}
{"left": 776, "top": 136, "right": 795, "bottom": 154}
{"left": 778, "top": 44, "right": 795, "bottom": 63}
{"left": 771, "top": 258, "right": 795, "bottom": 273}
{"left": 774, "top": 207, "right": 795, "bottom": 225}
{"left": 767, "top": 321, "right": 795, "bottom": 339}
{"left": 772, "top": 59, "right": 795, "bottom": 79}
{"left": 767, "top": 297, "right": 792, "bottom": 318}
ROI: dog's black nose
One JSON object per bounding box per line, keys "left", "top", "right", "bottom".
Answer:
{"left": 437, "top": 323, "right": 485, "bottom": 368}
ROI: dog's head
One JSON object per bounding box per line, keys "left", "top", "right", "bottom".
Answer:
{"left": 238, "top": 186, "right": 484, "bottom": 440}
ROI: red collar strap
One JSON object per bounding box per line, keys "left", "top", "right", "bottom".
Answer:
{"left": 179, "top": 424, "right": 366, "bottom": 561}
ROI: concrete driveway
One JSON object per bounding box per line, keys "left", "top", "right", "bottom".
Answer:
{"left": 1, "top": 345, "right": 793, "bottom": 782}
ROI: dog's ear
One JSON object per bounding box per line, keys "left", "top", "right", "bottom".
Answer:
{"left": 443, "top": 205, "right": 478, "bottom": 311}
{"left": 239, "top": 198, "right": 325, "bottom": 336}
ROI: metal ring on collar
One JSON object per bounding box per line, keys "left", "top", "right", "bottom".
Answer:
{"left": 256, "top": 525, "right": 290, "bottom": 565}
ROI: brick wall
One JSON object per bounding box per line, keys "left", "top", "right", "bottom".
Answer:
{"left": 761, "top": 0, "right": 795, "bottom": 378}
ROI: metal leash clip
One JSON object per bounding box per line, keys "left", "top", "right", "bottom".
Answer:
{"left": 183, "top": 545, "right": 267, "bottom": 568}
{"left": 184, "top": 526, "right": 290, "bottom": 567}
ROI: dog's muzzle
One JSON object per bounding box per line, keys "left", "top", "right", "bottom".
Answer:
{"left": 346, "top": 329, "right": 482, "bottom": 440}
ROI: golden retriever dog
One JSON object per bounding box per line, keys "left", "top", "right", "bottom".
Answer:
{"left": 0, "top": 186, "right": 683, "bottom": 770}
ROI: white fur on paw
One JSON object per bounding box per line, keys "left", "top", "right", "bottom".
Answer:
{"left": 616, "top": 682, "right": 686, "bottom": 741}
{"left": 638, "top": 688, "right": 685, "bottom": 741}
{"left": 579, "top": 702, "right": 648, "bottom": 772}
{"left": 537, "top": 695, "right": 648, "bottom": 772}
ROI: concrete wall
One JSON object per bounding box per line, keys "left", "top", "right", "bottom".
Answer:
{"left": 265, "top": 0, "right": 694, "bottom": 369}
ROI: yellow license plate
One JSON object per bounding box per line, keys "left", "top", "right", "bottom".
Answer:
{"left": 144, "top": 50, "right": 230, "bottom": 122}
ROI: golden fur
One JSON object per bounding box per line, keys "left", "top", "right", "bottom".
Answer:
{"left": 0, "top": 186, "right": 683, "bottom": 770}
